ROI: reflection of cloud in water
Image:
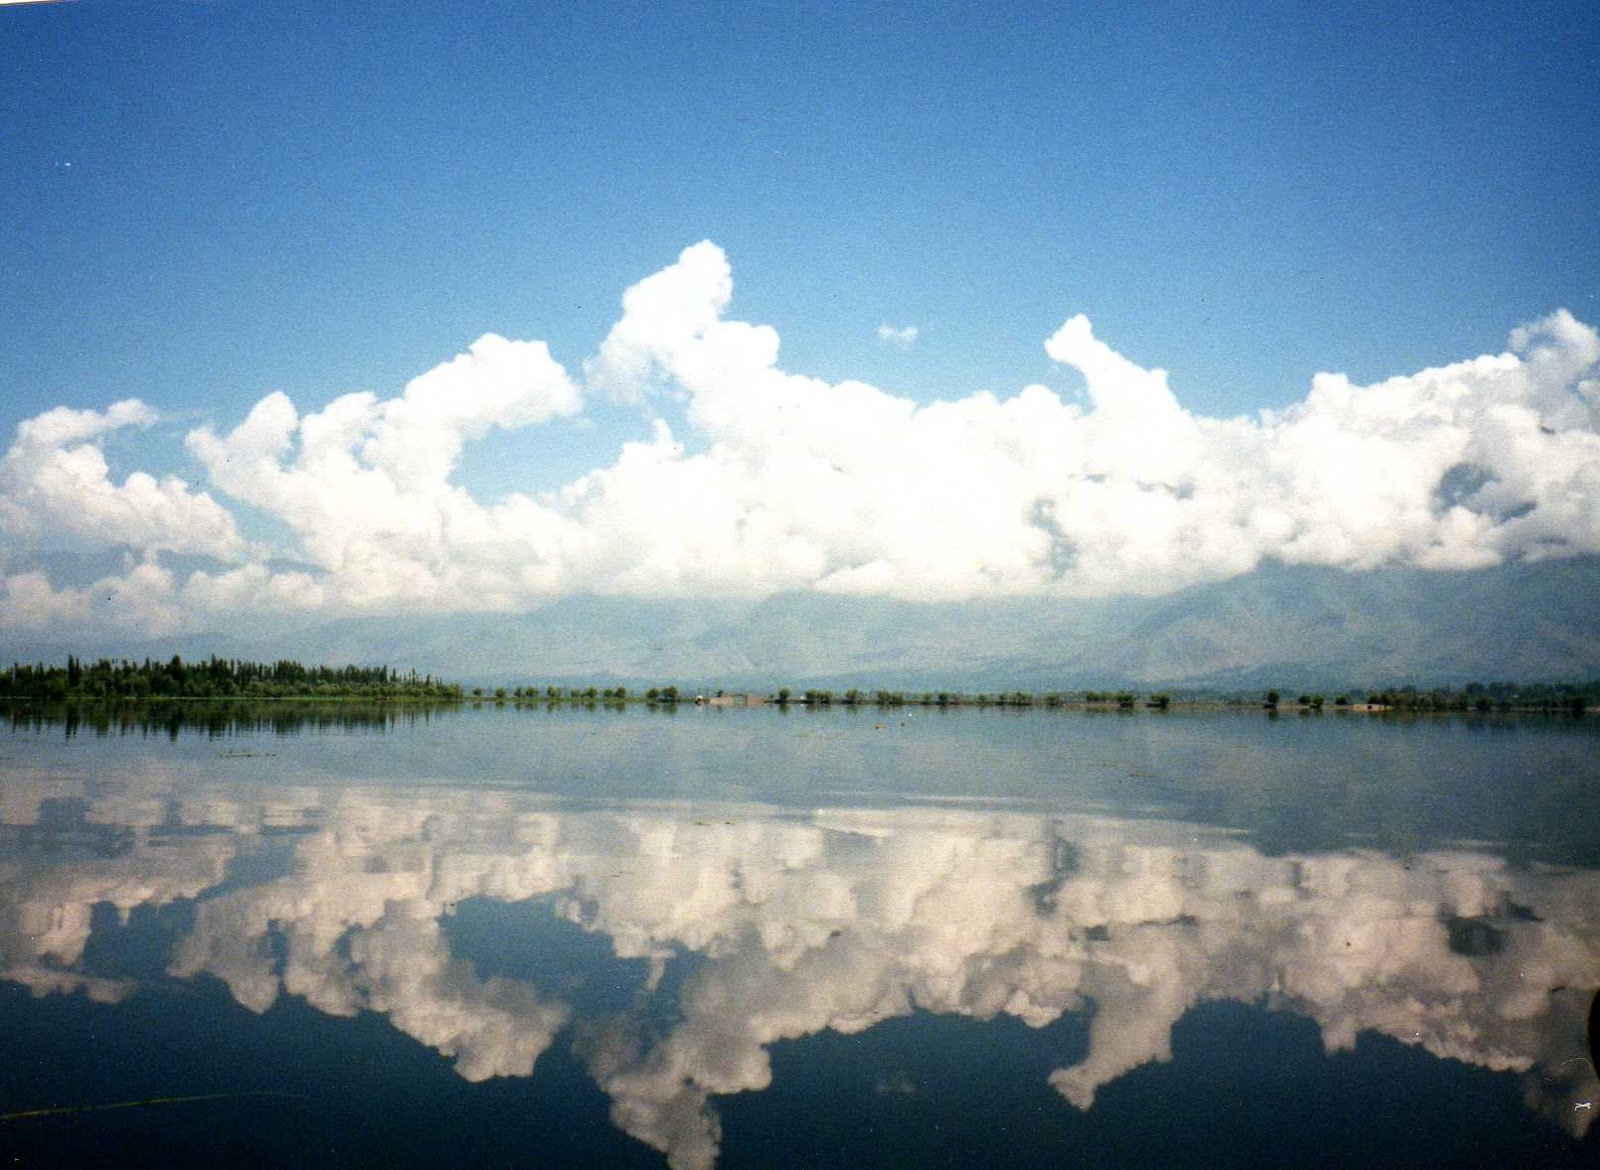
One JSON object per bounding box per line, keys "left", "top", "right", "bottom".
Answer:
{"left": 1, "top": 773, "right": 1596, "bottom": 1168}
{"left": 0, "top": 765, "right": 238, "bottom": 1002}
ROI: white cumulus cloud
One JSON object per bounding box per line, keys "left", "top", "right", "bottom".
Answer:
{"left": 183, "top": 332, "right": 583, "bottom": 610}
{"left": 549, "top": 244, "right": 1600, "bottom": 600}
{"left": 0, "top": 399, "right": 244, "bottom": 560}
{"left": 1, "top": 242, "right": 1598, "bottom": 634}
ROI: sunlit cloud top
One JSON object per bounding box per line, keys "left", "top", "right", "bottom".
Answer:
{"left": 2, "top": 242, "right": 1598, "bottom": 636}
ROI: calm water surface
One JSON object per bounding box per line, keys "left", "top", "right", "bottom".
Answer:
{"left": 1, "top": 704, "right": 1597, "bottom": 1167}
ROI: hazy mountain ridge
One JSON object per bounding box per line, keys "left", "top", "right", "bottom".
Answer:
{"left": 5, "top": 557, "right": 1597, "bottom": 693}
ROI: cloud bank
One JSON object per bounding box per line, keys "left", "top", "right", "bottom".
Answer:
{"left": 3, "top": 242, "right": 1598, "bottom": 633}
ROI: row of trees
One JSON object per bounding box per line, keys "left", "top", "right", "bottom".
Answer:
{"left": 774, "top": 688, "right": 1174, "bottom": 709}
{"left": 468, "top": 685, "right": 637, "bottom": 702}
{"left": 1352, "top": 681, "right": 1595, "bottom": 713}
{"left": 1257, "top": 683, "right": 1595, "bottom": 713}
{"left": 0, "top": 656, "right": 462, "bottom": 701}
{"left": 460, "top": 685, "right": 1171, "bottom": 709}
{"left": 5, "top": 657, "right": 1593, "bottom": 714}
{"left": 467, "top": 686, "right": 700, "bottom": 705}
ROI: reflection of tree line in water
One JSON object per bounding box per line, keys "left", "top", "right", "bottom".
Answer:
{"left": 3, "top": 700, "right": 451, "bottom": 739}
{"left": 6, "top": 694, "right": 1594, "bottom": 740}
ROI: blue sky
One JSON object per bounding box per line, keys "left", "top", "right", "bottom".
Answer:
{"left": 2, "top": 1, "right": 1598, "bottom": 636}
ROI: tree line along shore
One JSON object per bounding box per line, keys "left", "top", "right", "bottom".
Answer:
{"left": 460, "top": 684, "right": 1596, "bottom": 713}
{"left": 2, "top": 656, "right": 1594, "bottom": 714}
{"left": 0, "top": 656, "right": 461, "bottom": 702}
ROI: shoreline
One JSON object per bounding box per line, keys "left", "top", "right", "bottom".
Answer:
{"left": 2, "top": 694, "right": 1591, "bottom": 717}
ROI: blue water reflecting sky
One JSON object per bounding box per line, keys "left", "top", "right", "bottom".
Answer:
{"left": 1, "top": 707, "right": 1596, "bottom": 1166}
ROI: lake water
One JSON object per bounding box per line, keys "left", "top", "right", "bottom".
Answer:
{"left": 2, "top": 703, "right": 1597, "bottom": 1167}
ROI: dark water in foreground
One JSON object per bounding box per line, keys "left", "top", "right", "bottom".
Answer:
{"left": 1, "top": 704, "right": 1596, "bottom": 1167}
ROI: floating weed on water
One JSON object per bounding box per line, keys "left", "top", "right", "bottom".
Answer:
{"left": 2, "top": 1090, "right": 304, "bottom": 1122}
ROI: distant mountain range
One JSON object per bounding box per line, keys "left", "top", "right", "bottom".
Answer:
{"left": 8, "top": 556, "right": 1598, "bottom": 694}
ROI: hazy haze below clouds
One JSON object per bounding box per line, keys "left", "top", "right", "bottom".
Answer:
{"left": 17, "top": 553, "right": 1590, "bottom": 691}
{"left": 2, "top": 242, "right": 1599, "bottom": 640}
